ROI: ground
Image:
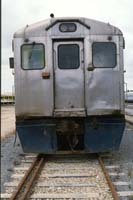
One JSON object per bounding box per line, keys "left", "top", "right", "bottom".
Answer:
{"left": 1, "top": 105, "right": 15, "bottom": 139}
{"left": 1, "top": 105, "right": 133, "bottom": 196}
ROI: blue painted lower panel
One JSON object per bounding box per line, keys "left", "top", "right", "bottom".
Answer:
{"left": 16, "top": 116, "right": 125, "bottom": 153}
{"left": 16, "top": 122, "right": 57, "bottom": 153}
{"left": 84, "top": 117, "right": 125, "bottom": 152}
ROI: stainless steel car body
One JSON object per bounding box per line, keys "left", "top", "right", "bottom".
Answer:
{"left": 13, "top": 17, "right": 125, "bottom": 118}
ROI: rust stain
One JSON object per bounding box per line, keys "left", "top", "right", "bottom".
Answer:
{"left": 42, "top": 71, "right": 50, "bottom": 79}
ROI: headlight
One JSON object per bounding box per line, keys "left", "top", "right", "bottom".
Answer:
{"left": 59, "top": 23, "right": 77, "bottom": 32}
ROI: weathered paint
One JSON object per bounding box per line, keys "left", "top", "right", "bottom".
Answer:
{"left": 16, "top": 116, "right": 125, "bottom": 153}
{"left": 84, "top": 116, "right": 125, "bottom": 152}
{"left": 16, "top": 121, "right": 57, "bottom": 153}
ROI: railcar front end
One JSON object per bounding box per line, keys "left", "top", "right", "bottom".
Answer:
{"left": 11, "top": 17, "right": 125, "bottom": 153}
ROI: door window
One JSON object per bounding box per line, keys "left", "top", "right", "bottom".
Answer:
{"left": 58, "top": 44, "right": 79, "bottom": 69}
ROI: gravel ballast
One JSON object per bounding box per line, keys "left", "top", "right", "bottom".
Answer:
{"left": 1, "top": 123, "right": 133, "bottom": 195}
{"left": 1, "top": 135, "right": 23, "bottom": 192}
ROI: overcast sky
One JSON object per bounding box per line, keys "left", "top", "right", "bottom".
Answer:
{"left": 2, "top": 0, "right": 133, "bottom": 93}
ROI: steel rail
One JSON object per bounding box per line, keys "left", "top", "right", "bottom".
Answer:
{"left": 19, "top": 156, "right": 44, "bottom": 200}
{"left": 9, "top": 154, "right": 44, "bottom": 200}
{"left": 98, "top": 155, "right": 120, "bottom": 200}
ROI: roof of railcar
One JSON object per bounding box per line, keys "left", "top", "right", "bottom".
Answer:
{"left": 14, "top": 17, "right": 123, "bottom": 38}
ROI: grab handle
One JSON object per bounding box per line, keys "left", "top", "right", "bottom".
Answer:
{"left": 87, "top": 63, "right": 95, "bottom": 71}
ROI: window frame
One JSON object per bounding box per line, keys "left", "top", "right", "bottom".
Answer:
{"left": 21, "top": 43, "right": 45, "bottom": 70}
{"left": 92, "top": 42, "right": 117, "bottom": 68}
{"left": 58, "top": 43, "right": 80, "bottom": 70}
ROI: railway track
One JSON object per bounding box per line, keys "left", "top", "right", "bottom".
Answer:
{"left": 1, "top": 153, "right": 133, "bottom": 200}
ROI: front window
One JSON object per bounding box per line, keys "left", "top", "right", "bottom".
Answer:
{"left": 21, "top": 44, "right": 45, "bottom": 70}
{"left": 58, "top": 44, "right": 79, "bottom": 69}
{"left": 92, "top": 42, "right": 116, "bottom": 68}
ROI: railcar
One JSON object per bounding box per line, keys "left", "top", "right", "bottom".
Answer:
{"left": 10, "top": 16, "right": 125, "bottom": 153}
